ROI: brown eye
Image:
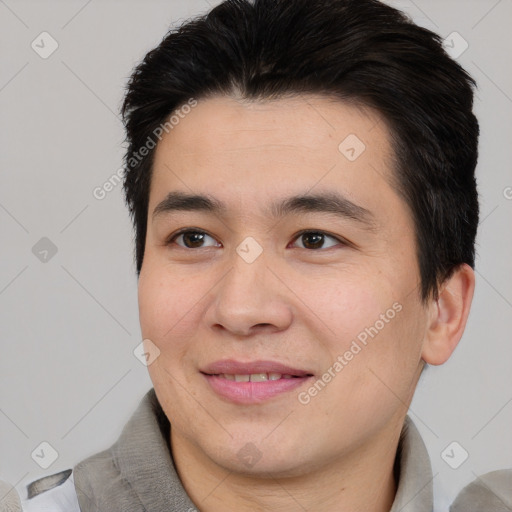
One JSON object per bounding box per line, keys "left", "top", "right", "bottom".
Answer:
{"left": 170, "top": 230, "right": 220, "bottom": 249}
{"left": 292, "top": 231, "right": 340, "bottom": 250}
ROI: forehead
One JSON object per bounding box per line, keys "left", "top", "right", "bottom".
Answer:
{"left": 154, "top": 94, "right": 391, "bottom": 164}
{"left": 150, "top": 94, "right": 402, "bottom": 224}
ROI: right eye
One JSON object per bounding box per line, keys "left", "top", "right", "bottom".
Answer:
{"left": 167, "top": 229, "right": 221, "bottom": 249}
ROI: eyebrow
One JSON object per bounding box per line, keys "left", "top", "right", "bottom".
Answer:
{"left": 152, "top": 190, "right": 375, "bottom": 228}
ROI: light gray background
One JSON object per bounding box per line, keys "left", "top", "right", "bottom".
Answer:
{"left": 0, "top": 0, "right": 511, "bottom": 509}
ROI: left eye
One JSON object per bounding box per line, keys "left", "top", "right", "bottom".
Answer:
{"left": 170, "top": 230, "right": 220, "bottom": 249}
{"left": 291, "top": 231, "right": 341, "bottom": 250}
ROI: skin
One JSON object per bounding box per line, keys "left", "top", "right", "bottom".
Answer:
{"left": 138, "top": 95, "right": 475, "bottom": 511}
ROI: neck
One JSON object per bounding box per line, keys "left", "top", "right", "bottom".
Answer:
{"left": 171, "top": 420, "right": 403, "bottom": 512}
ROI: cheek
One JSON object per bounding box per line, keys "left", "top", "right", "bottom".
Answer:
{"left": 138, "top": 266, "right": 208, "bottom": 400}
{"left": 313, "top": 301, "right": 426, "bottom": 432}
{"left": 304, "top": 270, "right": 425, "bottom": 391}
{"left": 298, "top": 270, "right": 393, "bottom": 349}
{"left": 137, "top": 263, "right": 205, "bottom": 349}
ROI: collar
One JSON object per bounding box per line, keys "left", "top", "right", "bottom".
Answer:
{"left": 110, "top": 388, "right": 197, "bottom": 511}
{"left": 390, "top": 415, "right": 433, "bottom": 512}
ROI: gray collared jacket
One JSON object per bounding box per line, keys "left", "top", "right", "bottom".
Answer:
{"left": 3, "top": 389, "right": 511, "bottom": 512}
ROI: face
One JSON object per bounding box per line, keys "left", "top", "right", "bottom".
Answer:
{"left": 138, "top": 95, "right": 429, "bottom": 477}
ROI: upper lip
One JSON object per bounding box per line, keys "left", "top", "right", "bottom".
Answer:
{"left": 201, "top": 359, "right": 314, "bottom": 377}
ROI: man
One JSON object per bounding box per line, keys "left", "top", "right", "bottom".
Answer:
{"left": 4, "top": 0, "right": 508, "bottom": 510}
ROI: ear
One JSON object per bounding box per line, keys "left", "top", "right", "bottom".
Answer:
{"left": 421, "top": 263, "right": 475, "bottom": 366}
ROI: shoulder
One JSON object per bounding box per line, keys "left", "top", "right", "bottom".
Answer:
{"left": 17, "top": 447, "right": 122, "bottom": 512}
{"left": 19, "top": 469, "right": 80, "bottom": 512}
{"left": 450, "top": 469, "right": 512, "bottom": 512}
{"left": 0, "top": 479, "right": 22, "bottom": 511}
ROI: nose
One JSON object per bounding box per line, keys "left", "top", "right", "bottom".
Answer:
{"left": 205, "top": 249, "right": 293, "bottom": 337}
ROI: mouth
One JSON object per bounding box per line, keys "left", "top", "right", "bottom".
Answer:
{"left": 210, "top": 372, "right": 304, "bottom": 382}
{"left": 200, "top": 360, "right": 315, "bottom": 404}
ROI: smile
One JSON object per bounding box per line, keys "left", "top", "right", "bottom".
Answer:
{"left": 200, "top": 360, "right": 314, "bottom": 404}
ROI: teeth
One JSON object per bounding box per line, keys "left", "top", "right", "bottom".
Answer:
{"left": 220, "top": 373, "right": 285, "bottom": 381}
{"left": 250, "top": 373, "right": 268, "bottom": 382}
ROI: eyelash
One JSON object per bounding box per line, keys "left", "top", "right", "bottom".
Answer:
{"left": 165, "top": 228, "right": 348, "bottom": 251}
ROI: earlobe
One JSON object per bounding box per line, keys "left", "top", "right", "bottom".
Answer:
{"left": 421, "top": 264, "right": 475, "bottom": 366}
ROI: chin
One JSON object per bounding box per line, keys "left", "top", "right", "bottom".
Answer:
{"left": 222, "top": 452, "right": 313, "bottom": 479}
{"left": 201, "top": 431, "right": 315, "bottom": 479}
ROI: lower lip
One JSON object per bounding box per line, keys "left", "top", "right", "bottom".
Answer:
{"left": 203, "top": 374, "right": 312, "bottom": 404}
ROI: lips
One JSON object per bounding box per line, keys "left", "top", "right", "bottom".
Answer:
{"left": 201, "top": 359, "right": 313, "bottom": 377}
{"left": 201, "top": 360, "right": 314, "bottom": 404}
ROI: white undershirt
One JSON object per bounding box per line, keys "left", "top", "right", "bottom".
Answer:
{"left": 21, "top": 472, "right": 80, "bottom": 512}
